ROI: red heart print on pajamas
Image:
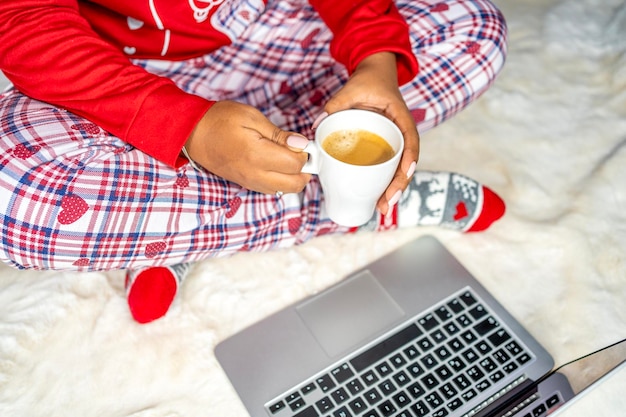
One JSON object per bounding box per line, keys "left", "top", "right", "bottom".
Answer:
{"left": 301, "top": 28, "right": 320, "bottom": 49}
{"left": 145, "top": 241, "right": 167, "bottom": 258}
{"left": 411, "top": 108, "right": 426, "bottom": 123}
{"left": 58, "top": 195, "right": 89, "bottom": 224}
{"left": 225, "top": 197, "right": 242, "bottom": 218}
{"left": 288, "top": 218, "right": 302, "bottom": 235}
{"left": 431, "top": 3, "right": 449, "bottom": 12}
{"left": 175, "top": 173, "right": 190, "bottom": 188}
{"left": 73, "top": 258, "right": 91, "bottom": 267}
{"left": 70, "top": 123, "right": 101, "bottom": 136}
{"left": 11, "top": 144, "right": 41, "bottom": 159}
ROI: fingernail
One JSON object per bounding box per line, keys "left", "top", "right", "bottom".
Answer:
{"left": 388, "top": 190, "right": 402, "bottom": 207}
{"left": 287, "top": 135, "right": 310, "bottom": 150}
{"left": 406, "top": 161, "right": 417, "bottom": 179}
{"left": 312, "top": 111, "right": 329, "bottom": 129}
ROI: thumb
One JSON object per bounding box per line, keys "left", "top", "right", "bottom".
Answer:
{"left": 285, "top": 134, "right": 311, "bottom": 152}
{"left": 264, "top": 125, "right": 311, "bottom": 152}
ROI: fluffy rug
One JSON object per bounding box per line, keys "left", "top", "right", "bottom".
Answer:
{"left": 1, "top": 0, "right": 626, "bottom": 415}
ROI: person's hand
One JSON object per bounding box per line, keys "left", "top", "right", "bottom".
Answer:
{"left": 316, "top": 52, "right": 420, "bottom": 215}
{"left": 184, "top": 100, "right": 312, "bottom": 195}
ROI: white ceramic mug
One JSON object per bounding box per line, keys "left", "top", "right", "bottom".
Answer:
{"left": 302, "top": 109, "right": 404, "bottom": 227}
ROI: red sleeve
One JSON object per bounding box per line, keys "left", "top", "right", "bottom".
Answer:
{"left": 0, "top": 0, "right": 214, "bottom": 168}
{"left": 309, "top": 0, "right": 419, "bottom": 86}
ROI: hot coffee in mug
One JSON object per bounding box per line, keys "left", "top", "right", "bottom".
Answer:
{"left": 301, "top": 109, "right": 404, "bottom": 227}
{"left": 321, "top": 129, "right": 395, "bottom": 166}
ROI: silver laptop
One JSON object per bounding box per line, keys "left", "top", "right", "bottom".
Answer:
{"left": 215, "top": 235, "right": 572, "bottom": 417}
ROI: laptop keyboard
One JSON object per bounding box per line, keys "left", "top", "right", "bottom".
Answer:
{"left": 266, "top": 289, "right": 534, "bottom": 417}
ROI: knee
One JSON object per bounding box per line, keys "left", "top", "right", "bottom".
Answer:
{"left": 472, "top": 0, "right": 509, "bottom": 68}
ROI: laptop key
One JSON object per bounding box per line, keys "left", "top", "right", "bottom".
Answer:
{"left": 460, "top": 330, "right": 477, "bottom": 344}
{"left": 447, "top": 298, "right": 464, "bottom": 313}
{"left": 489, "top": 370, "right": 505, "bottom": 383}
{"left": 404, "top": 345, "right": 420, "bottom": 359}
{"left": 479, "top": 357, "right": 497, "bottom": 372}
{"left": 475, "top": 341, "right": 492, "bottom": 355}
{"left": 475, "top": 379, "right": 491, "bottom": 392}
{"left": 468, "top": 304, "right": 487, "bottom": 320}
{"left": 268, "top": 400, "right": 286, "bottom": 414}
{"left": 447, "top": 397, "right": 463, "bottom": 411}
{"left": 347, "top": 379, "right": 365, "bottom": 395}
{"left": 331, "top": 387, "right": 349, "bottom": 404}
{"left": 435, "top": 306, "right": 452, "bottom": 321}
{"left": 392, "top": 370, "right": 410, "bottom": 387}
{"left": 332, "top": 363, "right": 355, "bottom": 384}
{"left": 293, "top": 405, "right": 320, "bottom": 417}
{"left": 432, "top": 408, "right": 449, "bottom": 417}
{"left": 435, "top": 364, "right": 452, "bottom": 381}
{"left": 435, "top": 346, "right": 451, "bottom": 360}
{"left": 348, "top": 397, "right": 367, "bottom": 414}
{"left": 411, "top": 400, "right": 430, "bottom": 417}
{"left": 425, "top": 392, "right": 443, "bottom": 408}
{"left": 421, "top": 354, "right": 438, "bottom": 369}
{"left": 488, "top": 329, "right": 511, "bottom": 347}
{"left": 461, "top": 348, "right": 479, "bottom": 363}
{"left": 421, "top": 373, "right": 439, "bottom": 390}
{"left": 430, "top": 329, "right": 446, "bottom": 344}
{"left": 460, "top": 291, "right": 477, "bottom": 306}
{"left": 364, "top": 387, "right": 383, "bottom": 405}
{"left": 286, "top": 392, "right": 301, "bottom": 403}
{"left": 417, "top": 337, "right": 435, "bottom": 351}
{"left": 316, "top": 396, "right": 334, "bottom": 413}
{"left": 505, "top": 341, "right": 523, "bottom": 355}
{"left": 448, "top": 357, "right": 466, "bottom": 373}
{"left": 363, "top": 370, "right": 379, "bottom": 386}
{"left": 457, "top": 314, "right": 472, "bottom": 328}
{"left": 316, "top": 374, "right": 336, "bottom": 392}
{"left": 493, "top": 349, "right": 510, "bottom": 364}
{"left": 461, "top": 388, "right": 477, "bottom": 401}
{"left": 440, "top": 382, "right": 458, "bottom": 399}
{"left": 392, "top": 391, "right": 411, "bottom": 408}
{"left": 378, "top": 400, "right": 397, "bottom": 417}
{"left": 407, "top": 362, "right": 425, "bottom": 377}
{"left": 502, "top": 361, "right": 518, "bottom": 374}
{"left": 378, "top": 379, "right": 397, "bottom": 396}
{"left": 453, "top": 375, "right": 471, "bottom": 390}
{"left": 333, "top": 406, "right": 352, "bottom": 417}
{"left": 447, "top": 338, "right": 464, "bottom": 352}
{"left": 418, "top": 314, "right": 439, "bottom": 331}
{"left": 289, "top": 397, "right": 306, "bottom": 411}
{"left": 390, "top": 354, "right": 407, "bottom": 368}
{"left": 407, "top": 381, "right": 426, "bottom": 399}
{"left": 466, "top": 366, "right": 484, "bottom": 381}
{"left": 376, "top": 362, "right": 394, "bottom": 377}
{"left": 302, "top": 383, "right": 317, "bottom": 395}
{"left": 474, "top": 317, "right": 499, "bottom": 336}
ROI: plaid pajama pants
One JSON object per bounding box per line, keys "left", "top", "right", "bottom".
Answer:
{"left": 0, "top": 0, "right": 507, "bottom": 271}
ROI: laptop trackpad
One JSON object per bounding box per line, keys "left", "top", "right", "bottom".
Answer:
{"left": 296, "top": 270, "right": 405, "bottom": 357}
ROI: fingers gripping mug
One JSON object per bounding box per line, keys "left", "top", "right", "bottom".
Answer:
{"left": 302, "top": 109, "right": 404, "bottom": 227}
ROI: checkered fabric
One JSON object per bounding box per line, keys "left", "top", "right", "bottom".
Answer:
{"left": 0, "top": 0, "right": 507, "bottom": 271}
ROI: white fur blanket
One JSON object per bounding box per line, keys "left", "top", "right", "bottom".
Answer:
{"left": 1, "top": 0, "right": 626, "bottom": 415}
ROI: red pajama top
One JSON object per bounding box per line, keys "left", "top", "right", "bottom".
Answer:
{"left": 0, "top": 0, "right": 418, "bottom": 167}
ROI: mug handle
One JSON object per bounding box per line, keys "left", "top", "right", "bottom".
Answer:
{"left": 300, "top": 141, "right": 320, "bottom": 174}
